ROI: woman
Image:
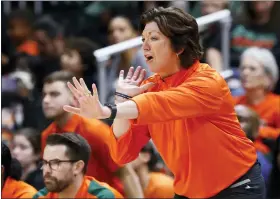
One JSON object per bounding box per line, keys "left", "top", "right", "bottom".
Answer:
{"left": 60, "top": 37, "right": 99, "bottom": 89}
{"left": 207, "top": 1, "right": 280, "bottom": 76}
{"left": 128, "top": 141, "right": 174, "bottom": 198}
{"left": 11, "top": 128, "right": 44, "bottom": 190}
{"left": 235, "top": 47, "right": 280, "bottom": 138}
{"left": 64, "top": 7, "right": 265, "bottom": 199}
{"left": 106, "top": 16, "right": 152, "bottom": 104}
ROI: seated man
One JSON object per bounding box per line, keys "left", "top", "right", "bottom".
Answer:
{"left": 33, "top": 133, "right": 123, "bottom": 199}
{"left": 2, "top": 142, "right": 37, "bottom": 198}
{"left": 41, "top": 71, "right": 122, "bottom": 193}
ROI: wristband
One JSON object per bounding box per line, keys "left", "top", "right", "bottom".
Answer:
{"left": 115, "top": 92, "right": 132, "bottom": 99}
{"left": 104, "top": 103, "right": 117, "bottom": 120}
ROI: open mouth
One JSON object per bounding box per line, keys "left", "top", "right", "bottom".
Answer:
{"left": 145, "top": 55, "right": 154, "bottom": 62}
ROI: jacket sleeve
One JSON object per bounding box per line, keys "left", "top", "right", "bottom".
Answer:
{"left": 131, "top": 73, "right": 228, "bottom": 125}
{"left": 106, "top": 121, "right": 151, "bottom": 165}
{"left": 83, "top": 119, "right": 120, "bottom": 172}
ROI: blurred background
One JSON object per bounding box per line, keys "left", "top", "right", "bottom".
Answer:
{"left": 1, "top": 1, "right": 280, "bottom": 198}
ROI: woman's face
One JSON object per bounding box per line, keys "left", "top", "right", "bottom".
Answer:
{"left": 12, "top": 135, "right": 38, "bottom": 168}
{"left": 142, "top": 21, "right": 178, "bottom": 75}
{"left": 239, "top": 56, "right": 268, "bottom": 91}
{"left": 251, "top": 1, "right": 274, "bottom": 15}
{"left": 201, "top": 0, "right": 227, "bottom": 16}
{"left": 60, "top": 50, "right": 83, "bottom": 75}
{"left": 108, "top": 17, "right": 136, "bottom": 44}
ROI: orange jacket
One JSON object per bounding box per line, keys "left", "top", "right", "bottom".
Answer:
{"left": 144, "top": 172, "right": 174, "bottom": 198}
{"left": 17, "top": 40, "right": 39, "bottom": 56}
{"left": 107, "top": 61, "right": 257, "bottom": 198}
{"left": 33, "top": 176, "right": 123, "bottom": 198}
{"left": 254, "top": 139, "right": 270, "bottom": 154}
{"left": 2, "top": 177, "right": 37, "bottom": 198}
{"left": 41, "top": 114, "right": 123, "bottom": 194}
{"left": 235, "top": 93, "right": 280, "bottom": 129}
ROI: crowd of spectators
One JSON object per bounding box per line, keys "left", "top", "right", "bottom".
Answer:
{"left": 1, "top": 1, "right": 280, "bottom": 198}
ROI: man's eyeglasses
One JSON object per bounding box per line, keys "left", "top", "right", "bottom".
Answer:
{"left": 40, "top": 159, "right": 78, "bottom": 171}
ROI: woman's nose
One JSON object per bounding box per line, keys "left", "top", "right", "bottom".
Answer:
{"left": 12, "top": 147, "right": 20, "bottom": 157}
{"left": 142, "top": 40, "right": 150, "bottom": 51}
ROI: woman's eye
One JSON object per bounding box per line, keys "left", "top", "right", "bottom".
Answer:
{"left": 151, "top": 37, "right": 157, "bottom": 41}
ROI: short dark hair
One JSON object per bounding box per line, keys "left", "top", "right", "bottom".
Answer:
{"left": 43, "top": 71, "right": 74, "bottom": 85}
{"left": 141, "top": 141, "right": 161, "bottom": 172}
{"left": 16, "top": 128, "right": 41, "bottom": 155}
{"left": 64, "top": 37, "right": 99, "bottom": 70}
{"left": 10, "top": 158, "right": 22, "bottom": 180}
{"left": 140, "top": 7, "right": 203, "bottom": 68}
{"left": 34, "top": 17, "right": 62, "bottom": 39}
{"left": 46, "top": 133, "right": 91, "bottom": 174}
{"left": 2, "top": 142, "right": 12, "bottom": 181}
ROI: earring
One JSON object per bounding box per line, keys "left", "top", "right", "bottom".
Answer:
{"left": 176, "top": 54, "right": 179, "bottom": 59}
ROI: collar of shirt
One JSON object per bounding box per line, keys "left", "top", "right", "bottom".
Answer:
{"left": 50, "top": 114, "right": 82, "bottom": 133}
{"left": 148, "top": 60, "right": 200, "bottom": 88}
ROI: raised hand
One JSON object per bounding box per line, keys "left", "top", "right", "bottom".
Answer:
{"left": 63, "top": 77, "right": 109, "bottom": 119}
{"left": 116, "top": 66, "right": 154, "bottom": 98}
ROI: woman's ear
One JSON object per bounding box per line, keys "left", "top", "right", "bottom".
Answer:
{"left": 264, "top": 74, "right": 272, "bottom": 91}
{"left": 177, "top": 49, "right": 185, "bottom": 56}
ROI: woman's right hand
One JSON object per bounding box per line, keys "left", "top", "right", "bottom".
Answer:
{"left": 116, "top": 66, "right": 155, "bottom": 99}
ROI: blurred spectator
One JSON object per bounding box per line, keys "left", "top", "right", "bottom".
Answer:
{"left": 267, "top": 135, "right": 280, "bottom": 199}
{"left": 33, "top": 16, "right": 64, "bottom": 58}
{"left": 199, "top": 0, "right": 229, "bottom": 72}
{"left": 106, "top": 16, "right": 152, "bottom": 104}
{"left": 40, "top": 71, "right": 123, "bottom": 194}
{"left": 2, "top": 128, "right": 14, "bottom": 148}
{"left": 32, "top": 17, "right": 64, "bottom": 91}
{"left": 11, "top": 128, "right": 45, "bottom": 190}
{"left": 235, "top": 105, "right": 272, "bottom": 185}
{"left": 201, "top": 0, "right": 228, "bottom": 15}
{"left": 209, "top": 1, "right": 280, "bottom": 74}
{"left": 125, "top": 141, "right": 174, "bottom": 198}
{"left": 7, "top": 9, "right": 39, "bottom": 56}
{"left": 61, "top": 37, "right": 99, "bottom": 88}
{"left": 33, "top": 133, "right": 123, "bottom": 198}
{"left": 2, "top": 70, "right": 47, "bottom": 131}
{"left": 234, "top": 47, "right": 280, "bottom": 135}
{"left": 2, "top": 142, "right": 37, "bottom": 198}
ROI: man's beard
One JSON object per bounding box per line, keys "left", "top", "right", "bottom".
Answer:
{"left": 44, "top": 175, "right": 73, "bottom": 193}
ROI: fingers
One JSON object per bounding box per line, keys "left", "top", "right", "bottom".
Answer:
{"left": 119, "top": 70, "right": 124, "bottom": 81}
{"left": 79, "top": 78, "right": 90, "bottom": 92}
{"left": 140, "top": 82, "right": 155, "bottom": 93}
{"left": 92, "top": 83, "right": 99, "bottom": 99}
{"left": 125, "top": 67, "right": 134, "bottom": 80}
{"left": 63, "top": 105, "right": 81, "bottom": 115}
{"left": 73, "top": 77, "right": 85, "bottom": 92}
{"left": 132, "top": 66, "right": 141, "bottom": 81}
{"left": 67, "top": 82, "right": 83, "bottom": 99}
{"left": 136, "top": 69, "right": 146, "bottom": 85}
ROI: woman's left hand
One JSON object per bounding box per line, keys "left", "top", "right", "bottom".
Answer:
{"left": 63, "top": 77, "right": 110, "bottom": 119}
{"left": 116, "top": 66, "right": 155, "bottom": 98}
